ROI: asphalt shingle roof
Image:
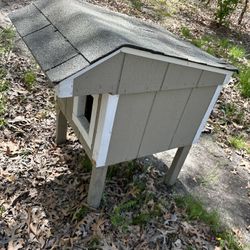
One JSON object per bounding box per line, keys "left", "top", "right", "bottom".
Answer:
{"left": 9, "top": 0, "right": 237, "bottom": 84}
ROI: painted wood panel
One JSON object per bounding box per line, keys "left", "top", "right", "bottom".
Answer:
{"left": 162, "top": 63, "right": 202, "bottom": 90}
{"left": 118, "top": 54, "right": 167, "bottom": 94}
{"left": 138, "top": 89, "right": 192, "bottom": 157}
{"left": 170, "top": 86, "right": 217, "bottom": 148}
{"left": 198, "top": 70, "right": 226, "bottom": 87}
{"left": 106, "top": 92, "right": 155, "bottom": 165}
{"left": 73, "top": 53, "right": 124, "bottom": 95}
{"left": 57, "top": 97, "right": 92, "bottom": 157}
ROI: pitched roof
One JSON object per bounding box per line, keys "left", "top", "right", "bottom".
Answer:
{"left": 9, "top": 0, "right": 237, "bottom": 84}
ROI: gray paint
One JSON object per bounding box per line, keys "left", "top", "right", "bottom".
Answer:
{"left": 57, "top": 97, "right": 92, "bottom": 157}
{"left": 118, "top": 55, "right": 167, "bottom": 94}
{"left": 74, "top": 53, "right": 124, "bottom": 95}
{"left": 9, "top": 0, "right": 236, "bottom": 84}
{"left": 138, "top": 89, "right": 192, "bottom": 157}
{"left": 106, "top": 93, "right": 155, "bottom": 165}
{"left": 170, "top": 86, "right": 217, "bottom": 148}
{"left": 198, "top": 70, "right": 226, "bottom": 87}
{"left": 162, "top": 64, "right": 202, "bottom": 90}
{"left": 23, "top": 25, "right": 77, "bottom": 71}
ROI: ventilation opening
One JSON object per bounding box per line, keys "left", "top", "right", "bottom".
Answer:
{"left": 72, "top": 95, "right": 99, "bottom": 147}
{"left": 84, "top": 95, "right": 94, "bottom": 123}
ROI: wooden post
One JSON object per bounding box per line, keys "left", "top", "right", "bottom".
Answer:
{"left": 55, "top": 104, "right": 68, "bottom": 145}
{"left": 165, "top": 145, "right": 191, "bottom": 185}
{"left": 87, "top": 166, "right": 108, "bottom": 208}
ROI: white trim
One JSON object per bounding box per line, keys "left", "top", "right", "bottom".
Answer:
{"left": 55, "top": 47, "right": 235, "bottom": 98}
{"left": 193, "top": 72, "right": 233, "bottom": 143}
{"left": 92, "top": 94, "right": 119, "bottom": 167}
{"left": 72, "top": 95, "right": 99, "bottom": 147}
{"left": 121, "top": 47, "right": 234, "bottom": 75}
{"left": 55, "top": 50, "right": 121, "bottom": 98}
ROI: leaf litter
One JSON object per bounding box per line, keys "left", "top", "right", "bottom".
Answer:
{"left": 0, "top": 0, "right": 249, "bottom": 249}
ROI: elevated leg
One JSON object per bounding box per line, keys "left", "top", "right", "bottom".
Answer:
{"left": 55, "top": 105, "right": 67, "bottom": 145}
{"left": 165, "top": 145, "right": 192, "bottom": 185}
{"left": 87, "top": 166, "right": 108, "bottom": 208}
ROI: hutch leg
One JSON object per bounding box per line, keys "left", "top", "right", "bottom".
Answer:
{"left": 87, "top": 166, "right": 108, "bottom": 208}
{"left": 165, "top": 145, "right": 192, "bottom": 185}
{"left": 55, "top": 105, "right": 68, "bottom": 145}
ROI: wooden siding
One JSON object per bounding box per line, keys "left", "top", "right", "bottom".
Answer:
{"left": 162, "top": 63, "right": 202, "bottom": 90}
{"left": 138, "top": 89, "right": 192, "bottom": 157}
{"left": 56, "top": 97, "right": 93, "bottom": 157}
{"left": 118, "top": 54, "right": 167, "bottom": 94}
{"left": 105, "top": 92, "right": 155, "bottom": 165}
{"left": 73, "top": 53, "right": 124, "bottom": 95}
{"left": 170, "top": 86, "right": 217, "bottom": 148}
{"left": 198, "top": 71, "right": 226, "bottom": 87}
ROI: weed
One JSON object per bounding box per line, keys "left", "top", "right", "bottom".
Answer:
{"left": 0, "top": 27, "right": 15, "bottom": 53}
{"left": 0, "top": 95, "right": 6, "bottom": 116}
{"left": 72, "top": 205, "right": 90, "bottom": 221}
{"left": 181, "top": 26, "right": 192, "bottom": 39}
{"left": 23, "top": 71, "right": 36, "bottom": 89}
{"left": 81, "top": 155, "right": 92, "bottom": 172}
{"left": 238, "top": 67, "right": 250, "bottom": 98}
{"left": 0, "top": 118, "right": 6, "bottom": 128}
{"left": 0, "top": 80, "right": 9, "bottom": 92}
{"left": 228, "top": 46, "right": 245, "bottom": 60}
{"left": 0, "top": 206, "right": 5, "bottom": 217}
{"left": 219, "top": 38, "right": 230, "bottom": 49}
{"left": 88, "top": 235, "right": 101, "bottom": 249}
{"left": 174, "top": 195, "right": 220, "bottom": 233}
{"left": 229, "top": 135, "right": 249, "bottom": 153}
{"left": 129, "top": 0, "right": 143, "bottom": 10}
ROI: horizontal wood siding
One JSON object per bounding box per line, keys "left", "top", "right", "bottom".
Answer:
{"left": 162, "top": 63, "right": 202, "bottom": 90}
{"left": 73, "top": 53, "right": 124, "bottom": 95}
{"left": 118, "top": 54, "right": 167, "bottom": 94}
{"left": 105, "top": 92, "right": 155, "bottom": 165}
{"left": 170, "top": 86, "right": 217, "bottom": 148}
{"left": 138, "top": 89, "right": 192, "bottom": 157}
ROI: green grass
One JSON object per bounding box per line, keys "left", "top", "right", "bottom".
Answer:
{"left": 229, "top": 135, "right": 250, "bottom": 153}
{"left": 23, "top": 71, "right": 36, "bottom": 89}
{"left": 129, "top": 0, "right": 143, "bottom": 10}
{"left": 228, "top": 46, "right": 246, "bottom": 60}
{"left": 80, "top": 155, "right": 92, "bottom": 172}
{"left": 0, "top": 27, "right": 15, "bottom": 53}
{"left": 181, "top": 26, "right": 192, "bottom": 39}
{"left": 238, "top": 67, "right": 250, "bottom": 98}
{"left": 174, "top": 195, "right": 243, "bottom": 250}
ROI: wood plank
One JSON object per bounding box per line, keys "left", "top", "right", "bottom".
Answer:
{"left": 138, "top": 89, "right": 192, "bottom": 157}
{"left": 170, "top": 86, "right": 217, "bottom": 148}
{"left": 198, "top": 70, "right": 226, "bottom": 87}
{"left": 162, "top": 63, "right": 202, "bottom": 90}
{"left": 73, "top": 53, "right": 124, "bottom": 95}
{"left": 87, "top": 166, "right": 108, "bottom": 208}
{"left": 118, "top": 54, "right": 167, "bottom": 94}
{"left": 105, "top": 92, "right": 155, "bottom": 165}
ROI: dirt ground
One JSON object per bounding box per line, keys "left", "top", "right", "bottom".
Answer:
{"left": 0, "top": 0, "right": 250, "bottom": 249}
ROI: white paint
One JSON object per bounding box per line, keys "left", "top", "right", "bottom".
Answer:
{"left": 55, "top": 47, "right": 235, "bottom": 98}
{"left": 193, "top": 71, "right": 233, "bottom": 143}
{"left": 92, "top": 94, "right": 119, "bottom": 167}
{"left": 72, "top": 94, "right": 99, "bottom": 147}
{"left": 55, "top": 50, "right": 121, "bottom": 98}
{"left": 121, "top": 47, "right": 234, "bottom": 75}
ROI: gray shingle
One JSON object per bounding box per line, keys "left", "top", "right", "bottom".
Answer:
{"left": 9, "top": 4, "right": 50, "bottom": 37}
{"left": 46, "top": 55, "right": 89, "bottom": 83}
{"left": 23, "top": 25, "right": 77, "bottom": 71}
{"left": 9, "top": 0, "right": 236, "bottom": 84}
{"left": 34, "top": 0, "right": 236, "bottom": 71}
